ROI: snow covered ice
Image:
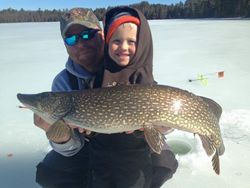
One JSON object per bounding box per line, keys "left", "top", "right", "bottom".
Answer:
{"left": 0, "top": 20, "right": 250, "bottom": 187}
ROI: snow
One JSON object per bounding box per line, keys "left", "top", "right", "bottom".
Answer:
{"left": 0, "top": 20, "right": 250, "bottom": 187}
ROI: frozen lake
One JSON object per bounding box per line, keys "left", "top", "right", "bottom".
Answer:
{"left": 0, "top": 19, "right": 250, "bottom": 187}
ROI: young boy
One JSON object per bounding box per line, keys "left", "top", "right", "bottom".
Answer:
{"left": 90, "top": 6, "right": 178, "bottom": 188}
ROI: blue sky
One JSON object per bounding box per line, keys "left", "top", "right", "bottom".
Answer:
{"left": 0, "top": 0, "right": 185, "bottom": 10}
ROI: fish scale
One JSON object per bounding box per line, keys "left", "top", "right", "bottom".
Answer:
{"left": 17, "top": 84, "right": 225, "bottom": 174}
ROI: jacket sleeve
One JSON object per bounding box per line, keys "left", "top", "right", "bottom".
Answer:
{"left": 49, "top": 69, "right": 85, "bottom": 156}
{"left": 49, "top": 130, "right": 86, "bottom": 157}
{"left": 52, "top": 69, "right": 72, "bottom": 92}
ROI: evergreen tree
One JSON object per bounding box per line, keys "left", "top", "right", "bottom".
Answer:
{"left": 0, "top": 0, "right": 249, "bottom": 23}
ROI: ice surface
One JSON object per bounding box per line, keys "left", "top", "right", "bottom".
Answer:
{"left": 0, "top": 20, "right": 250, "bottom": 187}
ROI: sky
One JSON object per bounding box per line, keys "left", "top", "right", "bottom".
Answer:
{"left": 0, "top": 0, "right": 185, "bottom": 10}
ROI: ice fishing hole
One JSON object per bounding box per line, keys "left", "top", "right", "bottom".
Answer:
{"left": 167, "top": 139, "right": 193, "bottom": 155}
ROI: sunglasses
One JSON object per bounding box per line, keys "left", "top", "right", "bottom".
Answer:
{"left": 64, "top": 29, "right": 99, "bottom": 46}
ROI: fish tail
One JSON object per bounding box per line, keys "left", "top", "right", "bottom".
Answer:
{"left": 212, "top": 150, "right": 220, "bottom": 175}
{"left": 218, "top": 140, "right": 225, "bottom": 155}
{"left": 199, "top": 135, "right": 215, "bottom": 156}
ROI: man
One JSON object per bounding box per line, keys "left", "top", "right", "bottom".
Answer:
{"left": 35, "top": 8, "right": 104, "bottom": 188}
{"left": 35, "top": 7, "right": 177, "bottom": 188}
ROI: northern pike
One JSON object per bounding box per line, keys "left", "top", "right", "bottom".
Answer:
{"left": 17, "top": 84, "right": 225, "bottom": 174}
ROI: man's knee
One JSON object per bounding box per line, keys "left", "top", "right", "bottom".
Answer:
{"left": 150, "top": 150, "right": 178, "bottom": 188}
{"left": 151, "top": 166, "right": 177, "bottom": 188}
{"left": 36, "top": 162, "right": 88, "bottom": 188}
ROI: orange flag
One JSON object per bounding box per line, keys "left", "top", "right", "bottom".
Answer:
{"left": 218, "top": 71, "right": 224, "bottom": 78}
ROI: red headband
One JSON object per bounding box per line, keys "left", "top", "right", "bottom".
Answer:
{"left": 106, "top": 15, "right": 140, "bottom": 44}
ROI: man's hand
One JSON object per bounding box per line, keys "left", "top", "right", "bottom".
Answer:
{"left": 33, "top": 114, "right": 72, "bottom": 143}
{"left": 33, "top": 114, "right": 51, "bottom": 132}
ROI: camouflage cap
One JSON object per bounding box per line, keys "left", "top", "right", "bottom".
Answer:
{"left": 60, "top": 8, "right": 102, "bottom": 38}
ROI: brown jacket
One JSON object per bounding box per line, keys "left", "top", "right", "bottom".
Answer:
{"left": 101, "top": 6, "right": 154, "bottom": 87}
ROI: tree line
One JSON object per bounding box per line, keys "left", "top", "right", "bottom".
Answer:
{"left": 0, "top": 0, "right": 249, "bottom": 23}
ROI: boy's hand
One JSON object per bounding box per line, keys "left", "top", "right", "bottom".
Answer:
{"left": 67, "top": 124, "right": 92, "bottom": 135}
{"left": 125, "top": 128, "right": 144, "bottom": 134}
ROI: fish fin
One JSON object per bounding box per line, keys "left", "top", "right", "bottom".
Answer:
{"left": 46, "top": 120, "right": 72, "bottom": 140}
{"left": 199, "top": 135, "right": 215, "bottom": 156}
{"left": 200, "top": 96, "right": 222, "bottom": 120}
{"left": 151, "top": 121, "right": 174, "bottom": 134}
{"left": 200, "top": 134, "right": 221, "bottom": 174}
{"left": 218, "top": 139, "right": 225, "bottom": 156}
{"left": 212, "top": 150, "right": 220, "bottom": 175}
{"left": 143, "top": 123, "right": 167, "bottom": 154}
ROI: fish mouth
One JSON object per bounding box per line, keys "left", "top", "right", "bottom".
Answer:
{"left": 17, "top": 93, "right": 38, "bottom": 109}
{"left": 17, "top": 93, "right": 53, "bottom": 122}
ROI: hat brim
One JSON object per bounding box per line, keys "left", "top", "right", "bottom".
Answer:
{"left": 62, "top": 21, "right": 101, "bottom": 37}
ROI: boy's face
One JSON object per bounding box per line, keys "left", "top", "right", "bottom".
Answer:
{"left": 108, "top": 23, "right": 137, "bottom": 67}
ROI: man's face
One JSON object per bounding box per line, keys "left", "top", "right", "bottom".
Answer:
{"left": 65, "top": 24, "right": 104, "bottom": 73}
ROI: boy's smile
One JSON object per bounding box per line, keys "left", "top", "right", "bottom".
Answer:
{"left": 108, "top": 23, "right": 138, "bottom": 67}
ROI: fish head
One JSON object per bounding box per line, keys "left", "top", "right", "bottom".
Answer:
{"left": 17, "top": 92, "right": 71, "bottom": 122}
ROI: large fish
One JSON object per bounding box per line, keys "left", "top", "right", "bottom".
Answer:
{"left": 17, "top": 84, "right": 225, "bottom": 174}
